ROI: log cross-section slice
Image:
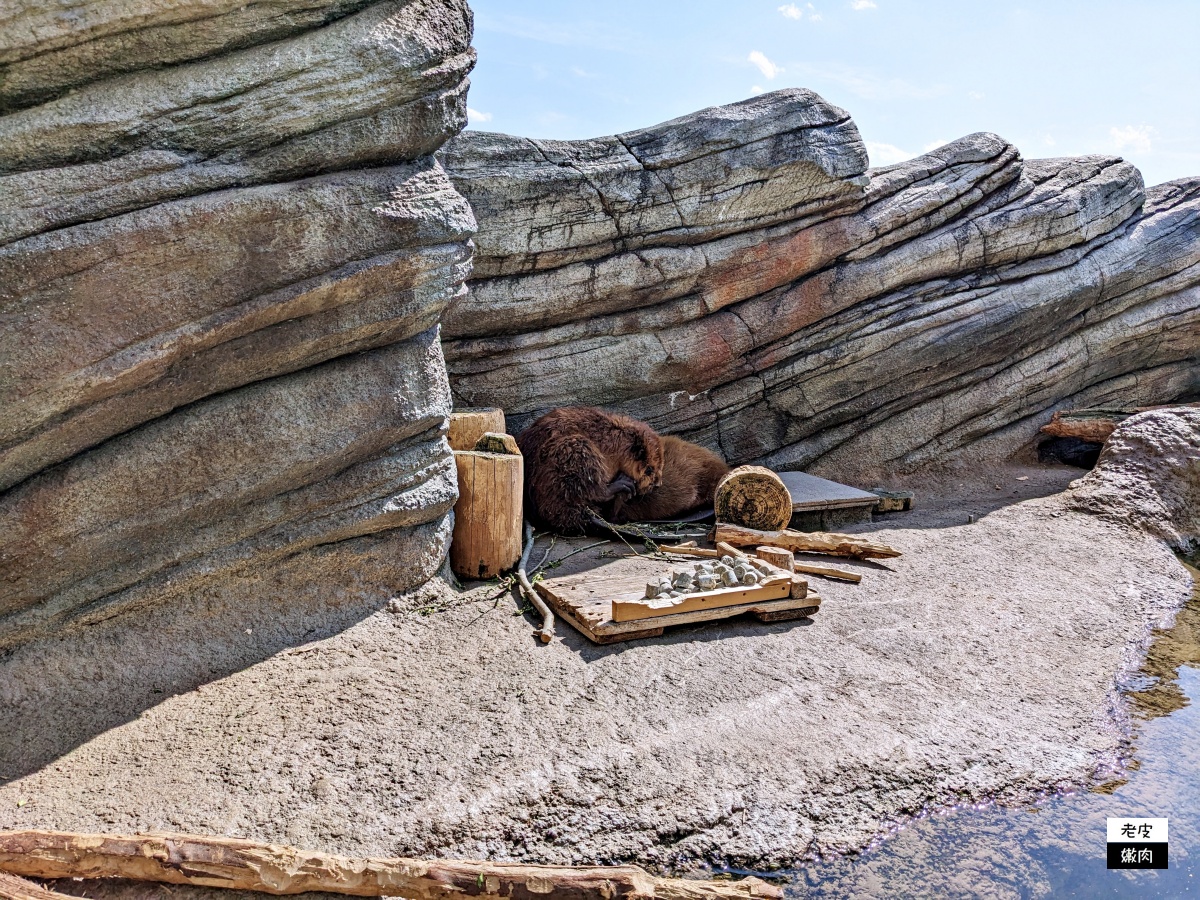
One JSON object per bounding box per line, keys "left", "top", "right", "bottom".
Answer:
{"left": 714, "top": 466, "right": 793, "bottom": 531}
{"left": 0, "top": 831, "right": 780, "bottom": 900}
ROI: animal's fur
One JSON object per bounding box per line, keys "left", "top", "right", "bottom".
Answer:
{"left": 612, "top": 435, "right": 731, "bottom": 523}
{"left": 517, "top": 407, "right": 664, "bottom": 534}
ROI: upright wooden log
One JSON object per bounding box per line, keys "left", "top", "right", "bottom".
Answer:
{"left": 447, "top": 408, "right": 506, "bottom": 451}
{"left": 0, "top": 831, "right": 780, "bottom": 900}
{"left": 450, "top": 450, "right": 523, "bottom": 580}
{"left": 714, "top": 523, "right": 901, "bottom": 559}
{"left": 714, "top": 466, "right": 792, "bottom": 531}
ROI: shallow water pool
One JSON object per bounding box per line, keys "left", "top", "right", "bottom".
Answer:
{"left": 784, "top": 569, "right": 1200, "bottom": 898}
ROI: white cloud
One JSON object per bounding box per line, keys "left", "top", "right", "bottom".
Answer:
{"left": 748, "top": 50, "right": 783, "bottom": 80}
{"left": 1043, "top": 134, "right": 1057, "bottom": 148}
{"left": 851, "top": 0, "right": 877, "bottom": 8}
{"left": 1110, "top": 124, "right": 1156, "bottom": 155}
{"left": 865, "top": 141, "right": 913, "bottom": 166}
{"left": 809, "top": 12, "right": 823, "bottom": 19}
{"left": 779, "top": 3, "right": 803, "bottom": 18}
{"left": 570, "top": 66, "right": 595, "bottom": 78}
{"left": 467, "top": 107, "right": 493, "bottom": 124}
{"left": 751, "top": 85, "right": 766, "bottom": 95}
{"left": 923, "top": 138, "right": 950, "bottom": 152}
{"left": 967, "top": 90, "right": 985, "bottom": 101}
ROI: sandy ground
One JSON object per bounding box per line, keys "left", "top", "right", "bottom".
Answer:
{"left": 0, "top": 463, "right": 1193, "bottom": 874}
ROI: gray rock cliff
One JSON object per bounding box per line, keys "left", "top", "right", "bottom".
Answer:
{"left": 0, "top": 0, "right": 476, "bottom": 649}
{"left": 441, "top": 89, "right": 1200, "bottom": 482}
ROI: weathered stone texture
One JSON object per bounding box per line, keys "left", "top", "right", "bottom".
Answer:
{"left": 1069, "top": 407, "right": 1200, "bottom": 555}
{"left": 442, "top": 90, "right": 1200, "bottom": 482}
{"left": 0, "top": 0, "right": 475, "bottom": 649}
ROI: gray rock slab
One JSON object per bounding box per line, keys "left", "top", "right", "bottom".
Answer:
{"left": 0, "top": 158, "right": 474, "bottom": 491}
{"left": 0, "top": 0, "right": 375, "bottom": 113}
{"left": 440, "top": 89, "right": 869, "bottom": 280}
{"left": 0, "top": 328, "right": 456, "bottom": 651}
{"left": 443, "top": 92, "right": 1199, "bottom": 481}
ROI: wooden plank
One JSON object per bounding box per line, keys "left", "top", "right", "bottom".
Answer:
{"left": 534, "top": 559, "right": 821, "bottom": 643}
{"left": 777, "top": 471, "right": 881, "bottom": 512}
{"left": 793, "top": 562, "right": 862, "bottom": 583}
{"left": 611, "top": 579, "right": 791, "bottom": 622}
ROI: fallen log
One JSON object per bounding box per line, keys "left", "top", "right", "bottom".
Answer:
{"left": 0, "top": 831, "right": 778, "bottom": 900}
{"left": 0, "top": 872, "right": 76, "bottom": 900}
{"left": 714, "top": 523, "right": 901, "bottom": 560}
{"left": 1039, "top": 404, "right": 1200, "bottom": 444}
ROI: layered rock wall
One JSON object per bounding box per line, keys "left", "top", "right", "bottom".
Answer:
{"left": 0, "top": 0, "right": 476, "bottom": 649}
{"left": 442, "top": 89, "right": 1200, "bottom": 481}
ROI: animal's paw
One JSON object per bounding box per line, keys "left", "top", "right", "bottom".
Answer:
{"left": 607, "top": 471, "right": 636, "bottom": 499}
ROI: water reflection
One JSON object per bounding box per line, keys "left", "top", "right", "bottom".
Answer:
{"left": 789, "top": 567, "right": 1200, "bottom": 899}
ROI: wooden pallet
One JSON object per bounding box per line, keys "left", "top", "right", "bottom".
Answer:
{"left": 534, "top": 557, "right": 821, "bottom": 644}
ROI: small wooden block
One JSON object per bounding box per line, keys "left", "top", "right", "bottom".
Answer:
{"left": 871, "top": 489, "right": 914, "bottom": 513}
{"left": 790, "top": 574, "right": 809, "bottom": 600}
{"left": 756, "top": 546, "right": 795, "bottom": 571}
{"left": 716, "top": 541, "right": 748, "bottom": 559}
{"left": 793, "top": 562, "right": 862, "bottom": 583}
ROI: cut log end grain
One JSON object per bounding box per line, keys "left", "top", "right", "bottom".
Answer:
{"left": 448, "top": 408, "right": 506, "bottom": 451}
{"left": 714, "top": 466, "right": 792, "bottom": 532}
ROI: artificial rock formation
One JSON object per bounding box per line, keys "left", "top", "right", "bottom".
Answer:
{"left": 0, "top": 0, "right": 476, "bottom": 649}
{"left": 441, "top": 89, "right": 1200, "bottom": 481}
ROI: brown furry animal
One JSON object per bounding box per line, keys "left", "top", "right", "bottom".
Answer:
{"left": 612, "top": 435, "right": 730, "bottom": 523}
{"left": 517, "top": 407, "right": 664, "bottom": 534}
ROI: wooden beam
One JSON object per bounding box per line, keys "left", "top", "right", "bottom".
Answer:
{"left": 792, "top": 562, "right": 862, "bottom": 584}
{"left": 714, "top": 523, "right": 900, "bottom": 560}
{"left": 1039, "top": 404, "right": 1199, "bottom": 444}
{"left": 0, "top": 831, "right": 779, "bottom": 900}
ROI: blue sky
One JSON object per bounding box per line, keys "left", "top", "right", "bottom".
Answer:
{"left": 464, "top": 0, "right": 1199, "bottom": 188}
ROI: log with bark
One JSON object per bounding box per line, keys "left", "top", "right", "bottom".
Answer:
{"left": 1039, "top": 403, "right": 1200, "bottom": 444}
{"left": 714, "top": 524, "right": 900, "bottom": 560}
{"left": 0, "top": 831, "right": 778, "bottom": 900}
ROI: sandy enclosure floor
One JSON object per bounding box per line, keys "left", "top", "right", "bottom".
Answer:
{"left": 0, "top": 464, "right": 1193, "bottom": 871}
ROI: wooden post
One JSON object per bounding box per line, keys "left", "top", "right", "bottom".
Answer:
{"left": 714, "top": 466, "right": 792, "bottom": 531}
{"left": 448, "top": 408, "right": 506, "bottom": 451}
{"left": 450, "top": 450, "right": 523, "bottom": 580}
